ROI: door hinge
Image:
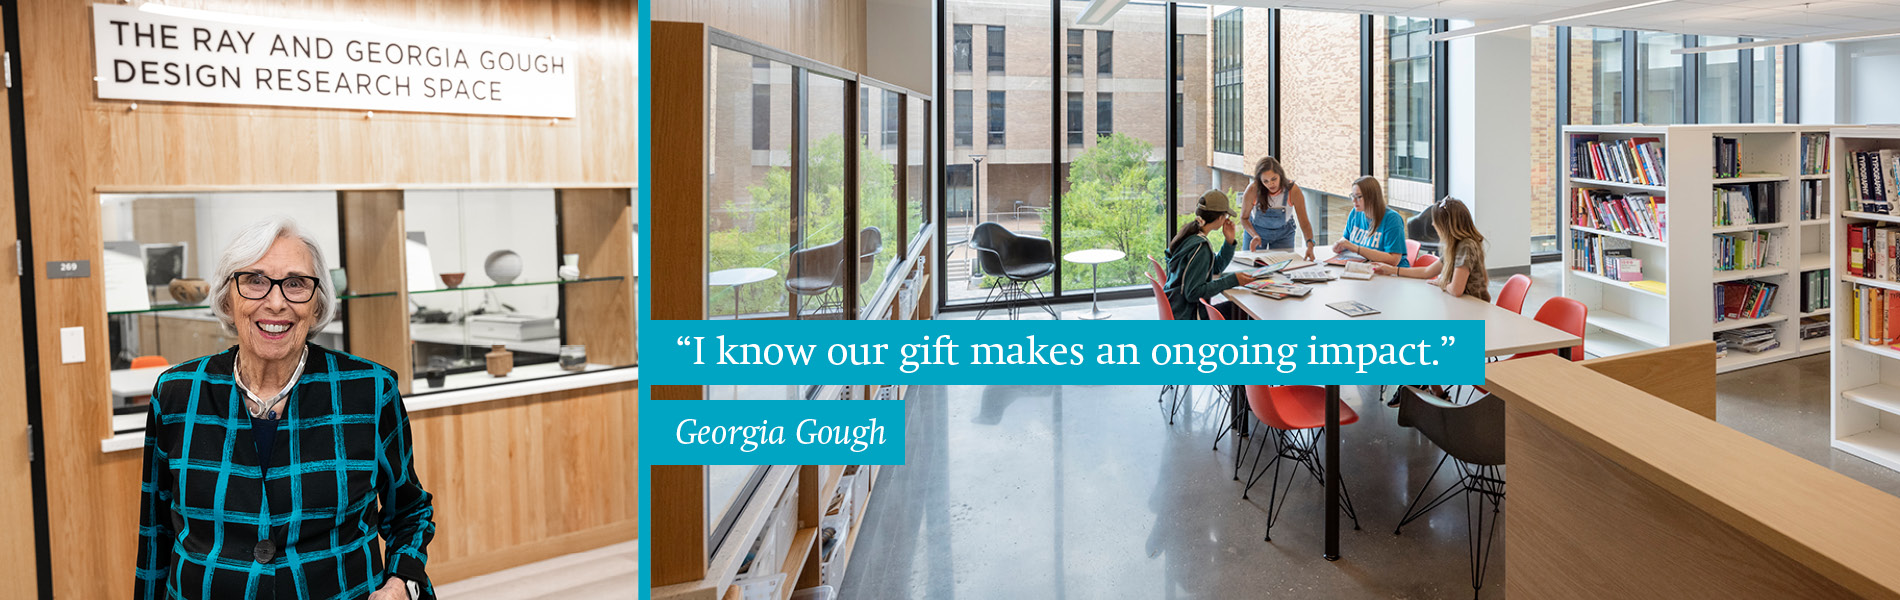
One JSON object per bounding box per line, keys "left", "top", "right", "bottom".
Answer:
{"left": 5, "top": 52, "right": 11, "bottom": 90}
{"left": 25, "top": 424, "right": 33, "bottom": 463}
{"left": 12, "top": 239, "right": 20, "bottom": 277}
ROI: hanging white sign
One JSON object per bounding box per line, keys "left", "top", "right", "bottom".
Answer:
{"left": 91, "top": 3, "right": 578, "bottom": 118}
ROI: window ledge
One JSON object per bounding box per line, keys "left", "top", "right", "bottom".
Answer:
{"left": 99, "top": 366, "right": 638, "bottom": 454}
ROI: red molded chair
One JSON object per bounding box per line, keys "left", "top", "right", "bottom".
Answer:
{"left": 1240, "top": 384, "right": 1363, "bottom": 541}
{"left": 1148, "top": 255, "right": 1167, "bottom": 287}
{"left": 1406, "top": 239, "right": 1422, "bottom": 265}
{"left": 1496, "top": 274, "right": 1532, "bottom": 314}
{"left": 130, "top": 355, "right": 169, "bottom": 369}
{"left": 1413, "top": 254, "right": 1439, "bottom": 269}
{"left": 1150, "top": 274, "right": 1185, "bottom": 423}
{"left": 1201, "top": 298, "right": 1225, "bottom": 321}
{"left": 1511, "top": 297, "right": 1587, "bottom": 362}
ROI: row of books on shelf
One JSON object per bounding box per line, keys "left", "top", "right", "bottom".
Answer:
{"left": 1571, "top": 188, "right": 1667, "bottom": 239}
{"left": 1848, "top": 284, "right": 1900, "bottom": 345}
{"left": 1800, "top": 179, "right": 1829, "bottom": 221}
{"left": 1845, "top": 149, "right": 1900, "bottom": 214}
{"left": 1715, "top": 279, "right": 1778, "bottom": 322}
{"left": 1713, "top": 136, "right": 1745, "bottom": 179}
{"left": 1571, "top": 135, "right": 1666, "bottom": 186}
{"left": 1800, "top": 133, "right": 1831, "bottom": 176}
{"left": 1715, "top": 324, "right": 1779, "bottom": 357}
{"left": 1569, "top": 233, "right": 1644, "bottom": 281}
{"left": 1713, "top": 231, "right": 1775, "bottom": 271}
{"left": 1799, "top": 268, "right": 1833, "bottom": 314}
{"left": 1713, "top": 182, "right": 1780, "bottom": 226}
{"left": 1847, "top": 222, "right": 1900, "bottom": 280}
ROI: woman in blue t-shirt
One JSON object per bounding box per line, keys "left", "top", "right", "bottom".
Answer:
{"left": 1331, "top": 176, "right": 1410, "bottom": 268}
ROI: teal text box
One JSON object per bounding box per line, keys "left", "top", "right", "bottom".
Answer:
{"left": 643, "top": 400, "right": 906, "bottom": 465}
{"left": 643, "top": 319, "right": 1487, "bottom": 385}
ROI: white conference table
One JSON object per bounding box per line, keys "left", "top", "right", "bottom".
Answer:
{"left": 1217, "top": 248, "right": 1580, "bottom": 561}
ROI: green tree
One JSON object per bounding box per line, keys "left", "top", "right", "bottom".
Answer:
{"left": 1048, "top": 133, "right": 1168, "bottom": 291}
{"left": 709, "top": 133, "right": 897, "bottom": 317}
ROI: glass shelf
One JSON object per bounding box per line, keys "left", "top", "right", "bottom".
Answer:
{"left": 407, "top": 276, "right": 624, "bottom": 296}
{"left": 107, "top": 303, "right": 213, "bottom": 316}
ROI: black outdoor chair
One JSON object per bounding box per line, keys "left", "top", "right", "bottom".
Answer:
{"left": 1393, "top": 385, "right": 1506, "bottom": 599}
{"left": 857, "top": 226, "right": 883, "bottom": 286}
{"left": 969, "top": 222, "right": 1057, "bottom": 319}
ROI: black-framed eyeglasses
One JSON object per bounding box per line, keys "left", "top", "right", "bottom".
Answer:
{"left": 231, "top": 272, "right": 319, "bottom": 303}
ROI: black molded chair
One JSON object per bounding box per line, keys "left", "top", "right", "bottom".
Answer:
{"left": 969, "top": 222, "right": 1057, "bottom": 319}
{"left": 1393, "top": 386, "right": 1506, "bottom": 599}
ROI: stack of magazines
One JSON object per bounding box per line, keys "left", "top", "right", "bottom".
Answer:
{"left": 1801, "top": 316, "right": 1830, "bottom": 341}
{"left": 1715, "top": 324, "right": 1780, "bottom": 357}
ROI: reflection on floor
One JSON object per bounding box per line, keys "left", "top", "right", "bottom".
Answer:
{"left": 435, "top": 541, "right": 637, "bottom": 600}
{"left": 848, "top": 259, "right": 1900, "bottom": 598}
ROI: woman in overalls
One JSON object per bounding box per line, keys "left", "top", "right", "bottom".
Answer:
{"left": 1239, "top": 156, "right": 1316, "bottom": 261}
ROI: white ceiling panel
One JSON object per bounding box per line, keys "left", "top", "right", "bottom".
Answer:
{"left": 1204, "top": 0, "right": 1900, "bottom": 41}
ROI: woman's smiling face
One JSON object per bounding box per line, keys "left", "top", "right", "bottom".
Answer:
{"left": 231, "top": 236, "right": 317, "bottom": 363}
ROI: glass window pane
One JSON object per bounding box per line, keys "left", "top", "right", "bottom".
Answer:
{"left": 1058, "top": 1, "right": 1165, "bottom": 296}
{"left": 1637, "top": 32, "right": 1683, "bottom": 124}
{"left": 708, "top": 48, "right": 793, "bottom": 319}
{"left": 946, "top": 0, "right": 1052, "bottom": 307}
{"left": 907, "top": 97, "right": 929, "bottom": 245}
{"left": 954, "top": 89, "right": 972, "bottom": 146}
{"left": 1067, "top": 29, "right": 1083, "bottom": 77}
{"left": 954, "top": 25, "right": 972, "bottom": 73}
{"left": 1698, "top": 36, "right": 1741, "bottom": 123}
{"left": 798, "top": 73, "right": 851, "bottom": 319}
{"left": 858, "top": 86, "right": 902, "bottom": 310}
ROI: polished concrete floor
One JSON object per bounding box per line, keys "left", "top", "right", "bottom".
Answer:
{"left": 843, "top": 263, "right": 1900, "bottom": 599}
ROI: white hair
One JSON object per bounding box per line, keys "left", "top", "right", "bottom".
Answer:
{"left": 210, "top": 216, "right": 334, "bottom": 338}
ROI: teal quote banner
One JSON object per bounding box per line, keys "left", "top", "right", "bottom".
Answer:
{"left": 643, "top": 319, "right": 1487, "bottom": 386}
{"left": 643, "top": 400, "right": 906, "bottom": 465}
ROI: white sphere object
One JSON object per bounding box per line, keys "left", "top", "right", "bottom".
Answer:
{"left": 484, "top": 250, "right": 524, "bottom": 284}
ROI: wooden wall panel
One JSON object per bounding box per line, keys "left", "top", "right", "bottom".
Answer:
{"left": 20, "top": 1, "right": 639, "bottom": 598}
{"left": 338, "top": 190, "right": 414, "bottom": 394}
{"left": 0, "top": 14, "right": 36, "bottom": 596}
{"left": 409, "top": 382, "right": 640, "bottom": 583}
{"left": 1506, "top": 407, "right": 1861, "bottom": 599}
{"left": 560, "top": 188, "right": 638, "bottom": 365}
{"left": 1581, "top": 340, "right": 1718, "bottom": 420}
{"left": 653, "top": 0, "right": 868, "bottom": 72}
{"left": 650, "top": 21, "right": 708, "bottom": 402}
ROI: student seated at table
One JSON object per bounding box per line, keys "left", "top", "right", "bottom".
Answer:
{"left": 1373, "top": 197, "right": 1490, "bottom": 301}
{"left": 1165, "top": 190, "right": 1257, "bottom": 320}
{"left": 1331, "top": 176, "right": 1411, "bottom": 268}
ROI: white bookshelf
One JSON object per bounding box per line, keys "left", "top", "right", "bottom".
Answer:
{"left": 1831, "top": 127, "right": 1900, "bottom": 473}
{"left": 1562, "top": 125, "right": 1836, "bottom": 373}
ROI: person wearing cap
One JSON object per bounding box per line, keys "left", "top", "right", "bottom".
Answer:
{"left": 1163, "top": 190, "right": 1257, "bottom": 320}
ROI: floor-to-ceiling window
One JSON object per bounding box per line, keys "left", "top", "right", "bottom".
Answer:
{"left": 945, "top": 0, "right": 1055, "bottom": 306}
{"left": 1637, "top": 32, "right": 1684, "bottom": 124}
{"left": 1386, "top": 16, "right": 1431, "bottom": 183}
{"left": 1699, "top": 36, "right": 1742, "bottom": 123}
{"left": 1585, "top": 29, "right": 1624, "bottom": 124}
{"left": 1057, "top": 0, "right": 1169, "bottom": 296}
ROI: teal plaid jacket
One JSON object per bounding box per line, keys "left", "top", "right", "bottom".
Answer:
{"left": 136, "top": 343, "right": 436, "bottom": 600}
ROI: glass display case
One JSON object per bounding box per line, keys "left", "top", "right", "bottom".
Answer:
{"left": 100, "top": 186, "right": 636, "bottom": 429}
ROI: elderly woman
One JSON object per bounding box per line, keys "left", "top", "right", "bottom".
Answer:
{"left": 135, "top": 217, "right": 435, "bottom": 600}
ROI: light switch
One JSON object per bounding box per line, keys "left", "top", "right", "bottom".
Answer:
{"left": 59, "top": 326, "right": 83, "bottom": 364}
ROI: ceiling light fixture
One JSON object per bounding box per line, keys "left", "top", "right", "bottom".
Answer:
{"left": 1673, "top": 26, "right": 1900, "bottom": 54}
{"left": 1427, "top": 0, "right": 1679, "bottom": 42}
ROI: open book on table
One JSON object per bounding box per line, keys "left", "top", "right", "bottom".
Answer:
{"left": 1324, "top": 250, "right": 1368, "bottom": 266}
{"left": 1340, "top": 262, "right": 1376, "bottom": 280}
{"left": 1234, "top": 250, "right": 1316, "bottom": 272}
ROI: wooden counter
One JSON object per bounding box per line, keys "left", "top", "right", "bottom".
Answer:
{"left": 1488, "top": 354, "right": 1900, "bottom": 599}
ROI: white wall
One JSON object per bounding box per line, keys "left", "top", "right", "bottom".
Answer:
{"left": 867, "top": 0, "right": 933, "bottom": 94}
{"left": 403, "top": 189, "right": 560, "bottom": 316}
{"left": 192, "top": 193, "right": 342, "bottom": 281}
{"left": 1448, "top": 27, "right": 1532, "bottom": 270}
{"left": 1798, "top": 42, "right": 1838, "bottom": 124}
{"left": 1836, "top": 38, "right": 1900, "bottom": 125}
